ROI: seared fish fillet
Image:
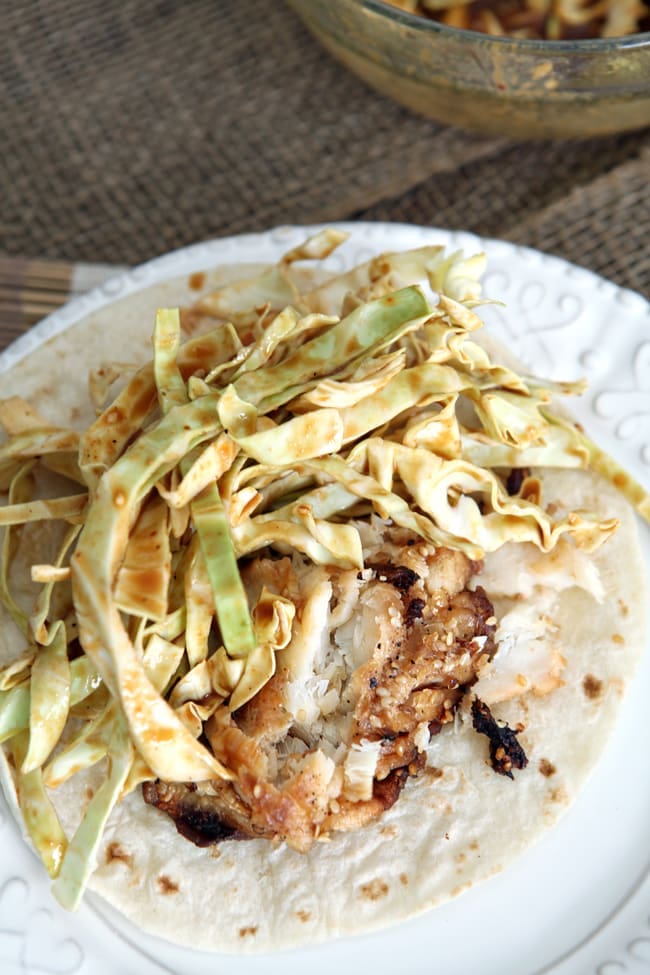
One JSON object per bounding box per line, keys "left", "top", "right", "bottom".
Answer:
{"left": 144, "top": 531, "right": 496, "bottom": 849}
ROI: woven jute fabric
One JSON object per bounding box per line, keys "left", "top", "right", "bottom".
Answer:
{"left": 1, "top": 0, "right": 648, "bottom": 296}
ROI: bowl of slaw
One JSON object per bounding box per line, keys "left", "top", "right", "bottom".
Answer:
{"left": 289, "top": 0, "right": 650, "bottom": 138}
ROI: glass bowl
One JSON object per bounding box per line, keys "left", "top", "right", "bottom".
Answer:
{"left": 289, "top": 0, "right": 650, "bottom": 138}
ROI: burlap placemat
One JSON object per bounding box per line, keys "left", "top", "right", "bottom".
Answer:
{"left": 1, "top": 0, "right": 648, "bottom": 296}
{"left": 1, "top": 0, "right": 500, "bottom": 263}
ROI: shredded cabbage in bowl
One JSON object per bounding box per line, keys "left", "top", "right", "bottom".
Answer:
{"left": 382, "top": 0, "right": 650, "bottom": 39}
{"left": 0, "top": 228, "right": 648, "bottom": 910}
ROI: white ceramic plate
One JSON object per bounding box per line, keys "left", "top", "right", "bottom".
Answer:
{"left": 1, "top": 223, "right": 649, "bottom": 975}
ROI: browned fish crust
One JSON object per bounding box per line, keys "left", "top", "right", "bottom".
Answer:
{"left": 143, "top": 542, "right": 497, "bottom": 849}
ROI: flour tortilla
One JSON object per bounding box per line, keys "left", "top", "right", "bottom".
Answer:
{"left": 0, "top": 269, "right": 647, "bottom": 953}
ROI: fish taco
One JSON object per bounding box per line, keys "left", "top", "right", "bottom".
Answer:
{"left": 0, "top": 229, "right": 647, "bottom": 952}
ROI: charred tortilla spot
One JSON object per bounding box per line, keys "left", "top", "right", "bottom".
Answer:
{"left": 611, "top": 633, "right": 625, "bottom": 645}
{"left": 399, "top": 873, "right": 409, "bottom": 885}
{"left": 360, "top": 879, "right": 389, "bottom": 901}
{"left": 583, "top": 674, "right": 603, "bottom": 700}
{"left": 539, "top": 758, "right": 556, "bottom": 778}
{"left": 105, "top": 842, "right": 133, "bottom": 868}
{"left": 239, "top": 926, "right": 258, "bottom": 938}
{"left": 296, "top": 910, "right": 311, "bottom": 922}
{"left": 157, "top": 875, "right": 179, "bottom": 895}
{"left": 471, "top": 698, "right": 528, "bottom": 779}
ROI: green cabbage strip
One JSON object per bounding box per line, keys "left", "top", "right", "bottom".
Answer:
{"left": 230, "top": 305, "right": 300, "bottom": 378}
{"left": 11, "top": 730, "right": 68, "bottom": 878}
{"left": 113, "top": 495, "right": 171, "bottom": 621}
{"left": 22, "top": 622, "right": 71, "bottom": 773}
{"left": 52, "top": 708, "right": 134, "bottom": 911}
{"left": 0, "top": 400, "right": 82, "bottom": 484}
{"left": 71, "top": 394, "right": 233, "bottom": 781}
{"left": 0, "top": 684, "right": 30, "bottom": 742}
{"left": 142, "top": 633, "right": 186, "bottom": 694}
{"left": 153, "top": 308, "right": 256, "bottom": 659}
{"left": 300, "top": 245, "right": 481, "bottom": 315}
{"left": 153, "top": 308, "right": 189, "bottom": 413}
{"left": 385, "top": 440, "right": 617, "bottom": 553}
{"left": 0, "top": 652, "right": 34, "bottom": 690}
{"left": 461, "top": 424, "right": 590, "bottom": 469}
{"left": 0, "top": 495, "right": 87, "bottom": 527}
{"left": 232, "top": 470, "right": 366, "bottom": 566}
{"left": 234, "top": 514, "right": 363, "bottom": 567}
{"left": 79, "top": 325, "right": 242, "bottom": 490}
{"left": 299, "top": 456, "right": 461, "bottom": 553}
{"left": 194, "top": 229, "right": 346, "bottom": 324}
{"left": 235, "top": 410, "right": 344, "bottom": 465}
{"left": 183, "top": 535, "right": 215, "bottom": 667}
{"left": 30, "top": 523, "right": 81, "bottom": 645}
{"left": 0, "top": 427, "right": 79, "bottom": 465}
{"left": 156, "top": 434, "right": 237, "bottom": 509}
{"left": 402, "top": 396, "right": 461, "bottom": 457}
{"left": 143, "top": 606, "right": 186, "bottom": 642}
{"left": 541, "top": 410, "right": 650, "bottom": 522}
{"left": 44, "top": 638, "right": 183, "bottom": 790}
{"left": 460, "top": 407, "right": 650, "bottom": 525}
{"left": 296, "top": 349, "right": 406, "bottom": 409}
{"left": 43, "top": 703, "right": 113, "bottom": 789}
{"left": 196, "top": 265, "right": 300, "bottom": 321}
{"left": 189, "top": 484, "right": 257, "bottom": 658}
{"left": 233, "top": 287, "right": 430, "bottom": 405}
{"left": 337, "top": 362, "right": 467, "bottom": 444}
{"left": 0, "top": 655, "right": 102, "bottom": 744}
{"left": 280, "top": 227, "right": 349, "bottom": 266}
{"left": 0, "top": 462, "right": 34, "bottom": 635}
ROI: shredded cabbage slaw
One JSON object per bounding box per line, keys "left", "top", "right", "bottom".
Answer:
{"left": 383, "top": 0, "right": 649, "bottom": 39}
{"left": 0, "top": 229, "right": 648, "bottom": 910}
